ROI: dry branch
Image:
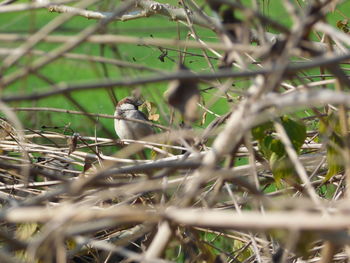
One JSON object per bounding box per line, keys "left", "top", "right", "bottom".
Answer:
{"left": 0, "top": 0, "right": 349, "bottom": 262}
{"left": 1, "top": 206, "right": 350, "bottom": 232}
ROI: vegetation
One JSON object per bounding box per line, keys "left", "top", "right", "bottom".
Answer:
{"left": 0, "top": 0, "right": 350, "bottom": 262}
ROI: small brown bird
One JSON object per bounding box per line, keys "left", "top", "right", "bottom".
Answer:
{"left": 114, "top": 97, "right": 154, "bottom": 140}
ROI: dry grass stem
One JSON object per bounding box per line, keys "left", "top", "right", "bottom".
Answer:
{"left": 0, "top": 0, "right": 349, "bottom": 262}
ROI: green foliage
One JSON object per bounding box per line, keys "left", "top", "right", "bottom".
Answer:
{"left": 318, "top": 183, "right": 337, "bottom": 199}
{"left": 201, "top": 232, "right": 253, "bottom": 261}
{"left": 319, "top": 113, "right": 345, "bottom": 181}
{"left": 253, "top": 116, "right": 306, "bottom": 185}
{"left": 281, "top": 115, "right": 307, "bottom": 151}
{"left": 232, "top": 239, "right": 253, "bottom": 261}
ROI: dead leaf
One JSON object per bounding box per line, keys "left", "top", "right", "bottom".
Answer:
{"left": 165, "top": 64, "right": 200, "bottom": 123}
{"left": 148, "top": 113, "right": 160, "bottom": 121}
{"left": 0, "top": 119, "right": 15, "bottom": 139}
{"left": 337, "top": 19, "right": 349, "bottom": 33}
{"left": 68, "top": 133, "right": 79, "bottom": 155}
{"left": 141, "top": 101, "right": 160, "bottom": 121}
{"left": 83, "top": 154, "right": 96, "bottom": 173}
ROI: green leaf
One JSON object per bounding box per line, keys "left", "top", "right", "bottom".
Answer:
{"left": 270, "top": 138, "right": 285, "bottom": 157}
{"left": 254, "top": 116, "right": 306, "bottom": 158}
{"left": 270, "top": 153, "right": 295, "bottom": 185}
{"left": 254, "top": 116, "right": 306, "bottom": 185}
{"left": 324, "top": 145, "right": 343, "bottom": 181}
{"left": 319, "top": 113, "right": 344, "bottom": 181}
{"left": 233, "top": 240, "right": 253, "bottom": 261}
{"left": 281, "top": 116, "right": 307, "bottom": 153}
{"left": 324, "top": 132, "right": 344, "bottom": 181}
{"left": 252, "top": 121, "right": 273, "bottom": 140}
{"left": 260, "top": 135, "right": 274, "bottom": 159}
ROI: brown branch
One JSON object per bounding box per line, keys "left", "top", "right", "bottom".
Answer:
{"left": 0, "top": 0, "right": 74, "bottom": 12}
{"left": 0, "top": 33, "right": 253, "bottom": 52}
{"left": 1, "top": 205, "right": 350, "bottom": 231}
{"left": 11, "top": 107, "right": 169, "bottom": 131}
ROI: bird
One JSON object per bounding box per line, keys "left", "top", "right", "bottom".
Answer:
{"left": 114, "top": 97, "right": 154, "bottom": 140}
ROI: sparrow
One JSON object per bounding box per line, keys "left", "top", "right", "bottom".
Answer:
{"left": 114, "top": 97, "right": 154, "bottom": 140}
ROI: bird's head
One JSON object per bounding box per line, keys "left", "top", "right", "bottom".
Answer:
{"left": 117, "top": 97, "right": 144, "bottom": 110}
